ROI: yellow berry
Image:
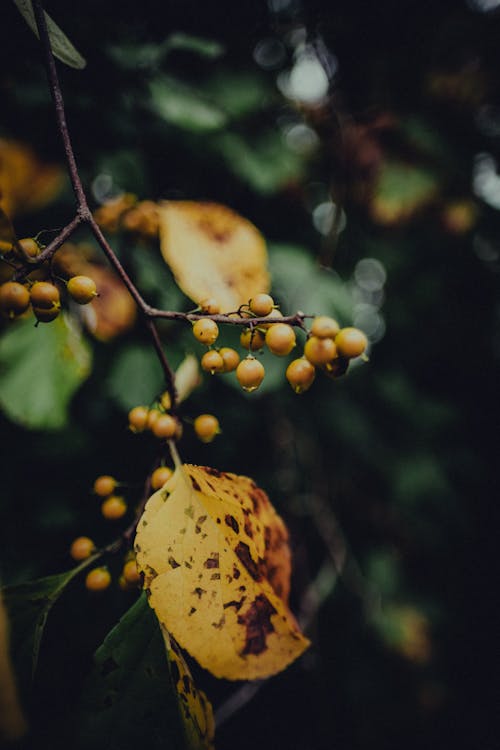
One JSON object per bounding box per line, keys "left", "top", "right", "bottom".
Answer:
{"left": 259, "top": 308, "right": 283, "bottom": 329}
{"left": 249, "top": 293, "right": 274, "bottom": 317}
{"left": 30, "top": 281, "right": 60, "bottom": 310}
{"left": 151, "top": 413, "right": 178, "bottom": 439}
{"left": 128, "top": 405, "right": 149, "bottom": 432}
{"left": 122, "top": 559, "right": 141, "bottom": 585}
{"left": 335, "top": 327, "right": 368, "bottom": 358}
{"left": 265, "top": 323, "right": 296, "bottom": 356}
{"left": 240, "top": 327, "right": 266, "bottom": 351}
{"left": 85, "top": 567, "right": 111, "bottom": 592}
{"left": 219, "top": 347, "right": 240, "bottom": 372}
{"left": 192, "top": 318, "right": 219, "bottom": 345}
{"left": 146, "top": 409, "right": 162, "bottom": 430}
{"left": 69, "top": 536, "right": 95, "bottom": 561}
{"left": 0, "top": 281, "right": 30, "bottom": 317}
{"left": 199, "top": 297, "right": 220, "bottom": 315}
{"left": 93, "top": 475, "right": 117, "bottom": 497}
{"left": 150, "top": 466, "right": 173, "bottom": 490}
{"left": 67, "top": 275, "right": 97, "bottom": 304}
{"left": 101, "top": 495, "right": 127, "bottom": 520}
{"left": 18, "top": 237, "right": 40, "bottom": 258}
{"left": 236, "top": 356, "right": 265, "bottom": 392}
{"left": 304, "top": 336, "right": 337, "bottom": 366}
{"left": 201, "top": 349, "right": 225, "bottom": 374}
{"left": 286, "top": 357, "right": 316, "bottom": 394}
{"left": 194, "top": 414, "right": 220, "bottom": 443}
{"left": 310, "top": 316, "right": 340, "bottom": 339}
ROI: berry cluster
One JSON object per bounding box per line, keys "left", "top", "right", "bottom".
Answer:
{"left": 0, "top": 237, "right": 97, "bottom": 323}
{"left": 191, "top": 293, "right": 368, "bottom": 394}
{"left": 128, "top": 391, "right": 221, "bottom": 445}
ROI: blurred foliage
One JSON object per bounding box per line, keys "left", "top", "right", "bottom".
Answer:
{"left": 0, "top": 0, "right": 498, "bottom": 749}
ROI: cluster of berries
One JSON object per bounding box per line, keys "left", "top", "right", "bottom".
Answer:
{"left": 0, "top": 238, "right": 97, "bottom": 323}
{"left": 70, "top": 532, "right": 141, "bottom": 593}
{"left": 191, "top": 293, "right": 368, "bottom": 394}
{"left": 128, "top": 391, "right": 221, "bottom": 444}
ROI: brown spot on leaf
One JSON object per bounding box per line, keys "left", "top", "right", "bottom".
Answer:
{"left": 193, "top": 587, "right": 206, "bottom": 599}
{"left": 210, "top": 573, "right": 221, "bottom": 580}
{"left": 190, "top": 475, "right": 201, "bottom": 491}
{"left": 168, "top": 556, "right": 180, "bottom": 569}
{"left": 223, "top": 596, "right": 246, "bottom": 612}
{"left": 225, "top": 514, "right": 239, "bottom": 534}
{"left": 238, "top": 594, "right": 277, "bottom": 655}
{"left": 197, "top": 515, "right": 207, "bottom": 525}
{"left": 189, "top": 606, "right": 197, "bottom": 616}
{"left": 233, "top": 565, "right": 241, "bottom": 580}
{"left": 203, "top": 466, "right": 223, "bottom": 478}
{"left": 204, "top": 553, "right": 219, "bottom": 569}
{"left": 184, "top": 561, "right": 192, "bottom": 569}
{"left": 211, "top": 614, "right": 226, "bottom": 629}
{"left": 234, "top": 541, "right": 262, "bottom": 581}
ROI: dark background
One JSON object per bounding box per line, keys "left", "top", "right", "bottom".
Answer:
{"left": 1, "top": 1, "right": 499, "bottom": 748}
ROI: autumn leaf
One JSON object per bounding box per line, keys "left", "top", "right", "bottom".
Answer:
{"left": 135, "top": 464, "right": 309, "bottom": 681}
{"left": 158, "top": 201, "right": 270, "bottom": 313}
{"left": 0, "top": 139, "right": 64, "bottom": 217}
{"left": 80, "top": 264, "right": 137, "bottom": 341}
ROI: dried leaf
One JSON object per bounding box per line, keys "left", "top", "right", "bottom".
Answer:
{"left": 0, "top": 138, "right": 64, "bottom": 217}
{"left": 158, "top": 201, "right": 270, "bottom": 313}
{"left": 135, "top": 464, "right": 309, "bottom": 681}
{"left": 81, "top": 264, "right": 137, "bottom": 341}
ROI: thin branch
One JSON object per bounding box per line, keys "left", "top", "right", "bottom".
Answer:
{"left": 31, "top": 0, "right": 89, "bottom": 213}
{"left": 13, "top": 214, "right": 82, "bottom": 280}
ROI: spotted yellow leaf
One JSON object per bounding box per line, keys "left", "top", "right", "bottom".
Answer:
{"left": 135, "top": 464, "right": 309, "bottom": 680}
{"left": 158, "top": 201, "right": 270, "bottom": 313}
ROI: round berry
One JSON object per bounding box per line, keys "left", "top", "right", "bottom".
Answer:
{"left": 30, "top": 281, "right": 60, "bottom": 310}
{"left": 335, "top": 327, "right": 368, "bottom": 358}
{"left": 260, "top": 308, "right": 283, "bottom": 329}
{"left": 85, "top": 567, "right": 111, "bottom": 592}
{"left": 240, "top": 327, "right": 266, "bottom": 351}
{"left": 201, "top": 349, "right": 225, "bottom": 374}
{"left": 93, "top": 475, "right": 117, "bottom": 497}
{"left": 194, "top": 414, "right": 220, "bottom": 443}
{"left": 67, "top": 275, "right": 97, "bottom": 305}
{"left": 151, "top": 466, "right": 174, "bottom": 490}
{"left": 0, "top": 282, "right": 30, "bottom": 317}
{"left": 18, "top": 237, "right": 40, "bottom": 258}
{"left": 236, "top": 356, "right": 265, "bottom": 392}
{"left": 192, "top": 318, "right": 219, "bottom": 345}
{"left": 70, "top": 536, "right": 95, "bottom": 561}
{"left": 219, "top": 347, "right": 240, "bottom": 372}
{"left": 33, "top": 305, "right": 60, "bottom": 323}
{"left": 128, "top": 405, "right": 149, "bottom": 433}
{"left": 304, "top": 336, "right": 337, "bottom": 366}
{"left": 122, "top": 559, "right": 141, "bottom": 585}
{"left": 286, "top": 358, "right": 316, "bottom": 394}
{"left": 249, "top": 293, "right": 274, "bottom": 317}
{"left": 310, "top": 316, "right": 340, "bottom": 339}
{"left": 151, "top": 413, "right": 178, "bottom": 439}
{"left": 199, "top": 297, "right": 220, "bottom": 315}
{"left": 147, "top": 409, "right": 162, "bottom": 430}
{"left": 101, "top": 495, "right": 127, "bottom": 520}
{"left": 265, "top": 323, "right": 296, "bottom": 356}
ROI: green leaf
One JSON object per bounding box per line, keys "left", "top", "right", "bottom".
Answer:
{"left": 13, "top": 0, "right": 86, "bottom": 69}
{"left": 75, "top": 594, "right": 213, "bottom": 750}
{"left": 1, "top": 557, "right": 99, "bottom": 701}
{"left": 106, "top": 344, "right": 165, "bottom": 411}
{"left": 0, "top": 313, "right": 92, "bottom": 430}
{"left": 203, "top": 72, "right": 270, "bottom": 118}
{"left": 150, "top": 77, "right": 227, "bottom": 133}
{"left": 213, "top": 130, "right": 305, "bottom": 194}
{"left": 163, "top": 32, "right": 224, "bottom": 60}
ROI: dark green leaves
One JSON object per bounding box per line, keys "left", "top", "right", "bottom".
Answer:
{"left": 0, "top": 313, "right": 92, "bottom": 430}
{"left": 75, "top": 594, "right": 213, "bottom": 750}
{"left": 12, "top": 0, "right": 86, "bottom": 69}
{"left": 1, "top": 558, "right": 99, "bottom": 702}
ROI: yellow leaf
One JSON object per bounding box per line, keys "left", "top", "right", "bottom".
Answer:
{"left": 135, "top": 464, "right": 309, "bottom": 680}
{"left": 158, "top": 201, "right": 270, "bottom": 313}
{"left": 0, "top": 139, "right": 64, "bottom": 217}
{"left": 163, "top": 629, "right": 215, "bottom": 748}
